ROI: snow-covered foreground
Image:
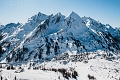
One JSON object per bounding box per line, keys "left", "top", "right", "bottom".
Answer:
{"left": 1, "top": 69, "right": 63, "bottom": 80}
{"left": 0, "top": 58, "right": 120, "bottom": 80}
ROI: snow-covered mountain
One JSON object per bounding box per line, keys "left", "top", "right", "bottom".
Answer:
{"left": 0, "top": 12, "right": 120, "bottom": 80}
{"left": 0, "top": 12, "right": 120, "bottom": 63}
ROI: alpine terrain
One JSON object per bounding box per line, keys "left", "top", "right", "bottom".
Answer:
{"left": 0, "top": 12, "right": 120, "bottom": 80}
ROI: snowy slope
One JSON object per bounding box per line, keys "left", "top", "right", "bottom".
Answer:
{"left": 1, "top": 54, "right": 120, "bottom": 80}
{"left": 0, "top": 12, "right": 48, "bottom": 61}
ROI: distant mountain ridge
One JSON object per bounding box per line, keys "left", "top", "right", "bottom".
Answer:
{"left": 0, "top": 12, "right": 120, "bottom": 63}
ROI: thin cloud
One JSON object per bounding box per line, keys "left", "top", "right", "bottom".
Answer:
{"left": 9, "top": 4, "right": 13, "bottom": 6}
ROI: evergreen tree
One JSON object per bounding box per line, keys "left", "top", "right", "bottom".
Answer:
{"left": 14, "top": 76, "right": 16, "bottom": 80}
{"left": 1, "top": 76, "right": 2, "bottom": 80}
